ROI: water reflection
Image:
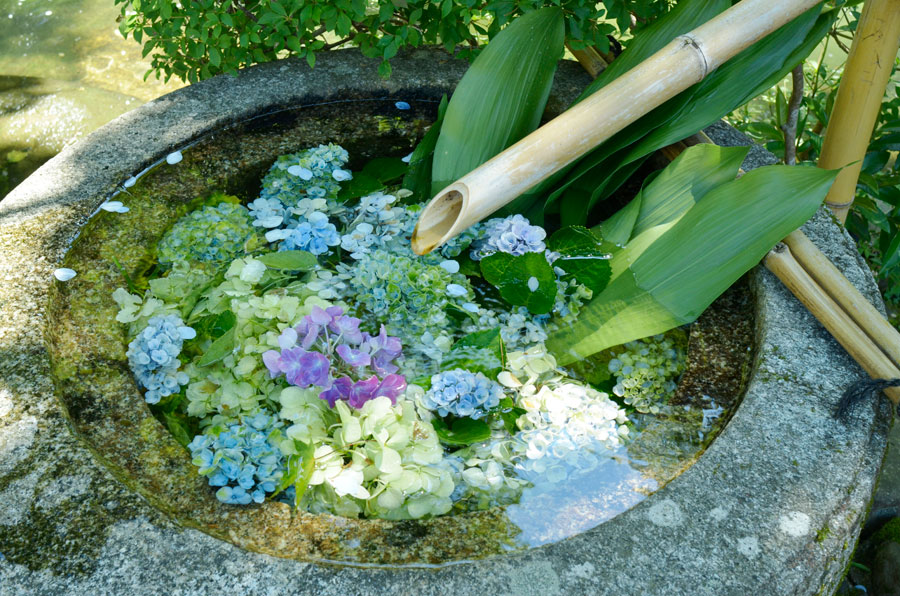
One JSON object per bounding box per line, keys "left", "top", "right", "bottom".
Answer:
{"left": 0, "top": 0, "right": 181, "bottom": 197}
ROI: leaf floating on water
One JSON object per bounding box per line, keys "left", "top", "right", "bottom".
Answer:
{"left": 256, "top": 250, "right": 317, "bottom": 270}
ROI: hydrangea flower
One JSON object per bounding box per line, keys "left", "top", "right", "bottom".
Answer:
{"left": 340, "top": 192, "right": 411, "bottom": 259}
{"left": 608, "top": 335, "right": 685, "bottom": 414}
{"left": 187, "top": 413, "right": 285, "bottom": 505}
{"left": 259, "top": 144, "right": 349, "bottom": 206}
{"left": 158, "top": 202, "right": 257, "bottom": 266}
{"left": 127, "top": 315, "right": 195, "bottom": 403}
{"left": 423, "top": 369, "right": 503, "bottom": 419}
{"left": 470, "top": 215, "right": 547, "bottom": 260}
{"left": 262, "top": 306, "right": 406, "bottom": 410}
{"left": 265, "top": 211, "right": 340, "bottom": 255}
{"left": 247, "top": 198, "right": 287, "bottom": 228}
{"left": 339, "top": 249, "right": 474, "bottom": 358}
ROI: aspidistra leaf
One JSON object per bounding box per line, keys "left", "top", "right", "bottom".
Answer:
{"left": 431, "top": 7, "right": 565, "bottom": 195}
{"left": 547, "top": 164, "right": 838, "bottom": 364}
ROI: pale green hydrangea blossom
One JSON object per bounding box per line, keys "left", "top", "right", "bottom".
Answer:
{"left": 608, "top": 335, "right": 685, "bottom": 414}
{"left": 280, "top": 391, "right": 455, "bottom": 520}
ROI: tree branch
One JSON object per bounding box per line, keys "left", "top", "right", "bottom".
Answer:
{"left": 783, "top": 64, "right": 804, "bottom": 165}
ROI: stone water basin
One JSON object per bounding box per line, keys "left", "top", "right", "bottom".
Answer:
{"left": 0, "top": 48, "right": 889, "bottom": 595}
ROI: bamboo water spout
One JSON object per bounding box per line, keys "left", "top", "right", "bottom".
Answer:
{"left": 411, "top": 0, "right": 822, "bottom": 254}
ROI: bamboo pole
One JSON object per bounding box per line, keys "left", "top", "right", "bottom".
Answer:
{"left": 411, "top": 0, "right": 823, "bottom": 254}
{"left": 784, "top": 229, "right": 900, "bottom": 367}
{"left": 567, "top": 45, "right": 608, "bottom": 79}
{"left": 817, "top": 0, "right": 900, "bottom": 223}
{"left": 764, "top": 244, "right": 900, "bottom": 406}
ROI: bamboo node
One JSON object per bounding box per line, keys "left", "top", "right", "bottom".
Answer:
{"left": 676, "top": 33, "right": 709, "bottom": 79}
{"left": 825, "top": 199, "right": 856, "bottom": 209}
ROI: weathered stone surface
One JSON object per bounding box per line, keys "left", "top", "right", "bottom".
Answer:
{"left": 0, "top": 48, "right": 890, "bottom": 595}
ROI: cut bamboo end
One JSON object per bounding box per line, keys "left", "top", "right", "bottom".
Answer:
{"left": 764, "top": 243, "right": 900, "bottom": 406}
{"left": 784, "top": 230, "right": 900, "bottom": 369}
{"left": 410, "top": 184, "right": 468, "bottom": 255}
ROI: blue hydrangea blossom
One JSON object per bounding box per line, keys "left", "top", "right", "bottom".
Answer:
{"left": 187, "top": 413, "right": 286, "bottom": 505}
{"left": 470, "top": 214, "right": 547, "bottom": 260}
{"left": 423, "top": 369, "right": 504, "bottom": 419}
{"left": 127, "top": 315, "right": 195, "bottom": 403}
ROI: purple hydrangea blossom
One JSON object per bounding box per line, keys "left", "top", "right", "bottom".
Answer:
{"left": 263, "top": 306, "right": 406, "bottom": 410}
{"left": 319, "top": 374, "right": 407, "bottom": 408}
{"left": 471, "top": 214, "right": 547, "bottom": 261}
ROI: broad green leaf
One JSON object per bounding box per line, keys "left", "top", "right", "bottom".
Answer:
{"left": 540, "top": 2, "right": 832, "bottom": 225}
{"left": 431, "top": 8, "right": 565, "bottom": 195}
{"left": 442, "top": 328, "right": 506, "bottom": 377}
{"left": 498, "top": 396, "right": 526, "bottom": 435}
{"left": 362, "top": 157, "right": 408, "bottom": 183}
{"left": 402, "top": 94, "right": 449, "bottom": 203}
{"left": 615, "top": 5, "right": 831, "bottom": 170}
{"left": 256, "top": 250, "right": 317, "bottom": 270}
{"left": 432, "top": 416, "right": 492, "bottom": 445}
{"left": 573, "top": 0, "right": 730, "bottom": 104}
{"left": 547, "top": 164, "right": 838, "bottom": 364}
{"left": 336, "top": 172, "right": 384, "bottom": 202}
{"left": 481, "top": 252, "right": 557, "bottom": 314}
{"left": 599, "top": 144, "right": 748, "bottom": 251}
{"left": 198, "top": 326, "right": 235, "bottom": 367}
{"left": 548, "top": 226, "right": 613, "bottom": 294}
{"left": 882, "top": 232, "right": 900, "bottom": 271}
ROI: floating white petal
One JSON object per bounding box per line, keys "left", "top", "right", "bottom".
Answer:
{"left": 166, "top": 151, "right": 183, "bottom": 165}
{"left": 446, "top": 283, "right": 467, "bottom": 297}
{"left": 332, "top": 169, "right": 352, "bottom": 182}
{"left": 123, "top": 176, "right": 137, "bottom": 188}
{"left": 53, "top": 268, "right": 77, "bottom": 281}
{"left": 395, "top": 101, "right": 411, "bottom": 110}
{"left": 101, "top": 201, "right": 129, "bottom": 213}
{"left": 439, "top": 260, "right": 460, "bottom": 273}
{"left": 527, "top": 276, "right": 539, "bottom": 292}
{"left": 401, "top": 152, "right": 413, "bottom": 163}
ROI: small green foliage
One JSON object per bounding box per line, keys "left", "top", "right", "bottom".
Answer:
{"left": 114, "top": 0, "right": 671, "bottom": 83}
{"left": 481, "top": 252, "right": 557, "bottom": 315}
{"left": 442, "top": 328, "right": 507, "bottom": 378}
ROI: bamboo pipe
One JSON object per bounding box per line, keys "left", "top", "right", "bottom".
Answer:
{"left": 568, "top": 45, "right": 608, "bottom": 79}
{"left": 411, "top": 0, "right": 823, "bottom": 254}
{"left": 784, "top": 229, "right": 900, "bottom": 367}
{"left": 817, "top": 0, "right": 900, "bottom": 223}
{"left": 764, "top": 243, "right": 900, "bottom": 405}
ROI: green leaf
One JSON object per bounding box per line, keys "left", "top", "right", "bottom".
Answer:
{"left": 572, "top": 0, "right": 730, "bottom": 105}
{"left": 442, "top": 328, "right": 506, "bottom": 377}
{"left": 198, "top": 327, "right": 236, "bottom": 367}
{"left": 882, "top": 232, "right": 900, "bottom": 271}
{"left": 402, "top": 94, "right": 449, "bottom": 203}
{"left": 431, "top": 8, "right": 565, "bottom": 195}
{"left": 162, "top": 411, "right": 193, "bottom": 448}
{"left": 548, "top": 226, "right": 613, "bottom": 294}
{"left": 336, "top": 172, "right": 384, "bottom": 202}
{"left": 481, "top": 252, "right": 557, "bottom": 314}
{"left": 432, "top": 417, "right": 492, "bottom": 446}
{"left": 599, "top": 144, "right": 748, "bottom": 249}
{"left": 498, "top": 396, "right": 525, "bottom": 435}
{"left": 256, "top": 250, "right": 317, "bottom": 270}
{"left": 274, "top": 440, "right": 315, "bottom": 507}
{"left": 775, "top": 86, "right": 788, "bottom": 130}
{"left": 362, "top": 157, "right": 408, "bottom": 183}
{"left": 547, "top": 163, "right": 838, "bottom": 364}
